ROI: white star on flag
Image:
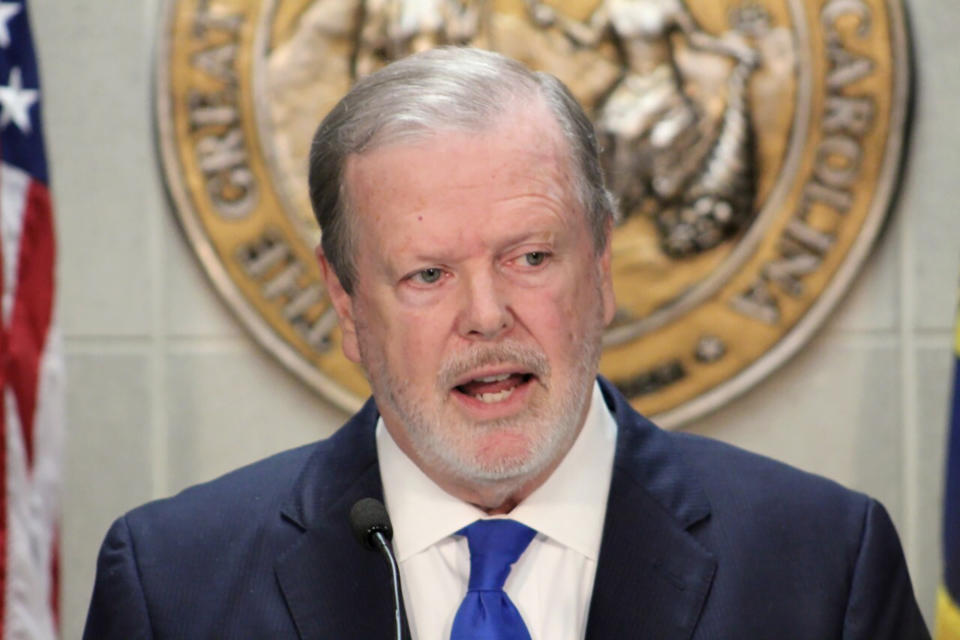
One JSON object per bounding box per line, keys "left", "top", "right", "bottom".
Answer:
{"left": 0, "top": 67, "right": 37, "bottom": 133}
{"left": 0, "top": 2, "right": 19, "bottom": 48}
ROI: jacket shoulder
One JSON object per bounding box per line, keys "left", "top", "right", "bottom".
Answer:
{"left": 124, "top": 440, "right": 319, "bottom": 534}
{"left": 122, "top": 395, "right": 381, "bottom": 536}
{"left": 87, "top": 442, "right": 327, "bottom": 638}
{"left": 669, "top": 429, "right": 871, "bottom": 515}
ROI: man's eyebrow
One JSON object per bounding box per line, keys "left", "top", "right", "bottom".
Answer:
{"left": 398, "top": 228, "right": 559, "bottom": 260}
{"left": 497, "top": 229, "right": 559, "bottom": 249}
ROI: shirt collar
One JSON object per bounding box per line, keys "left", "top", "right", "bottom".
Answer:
{"left": 377, "top": 381, "right": 618, "bottom": 562}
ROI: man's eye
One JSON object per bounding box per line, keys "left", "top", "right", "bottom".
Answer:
{"left": 414, "top": 268, "right": 443, "bottom": 284}
{"left": 523, "top": 252, "right": 547, "bottom": 266}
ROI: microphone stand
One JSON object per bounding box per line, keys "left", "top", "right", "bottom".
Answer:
{"left": 371, "top": 530, "right": 404, "bottom": 640}
{"left": 349, "top": 497, "right": 406, "bottom": 640}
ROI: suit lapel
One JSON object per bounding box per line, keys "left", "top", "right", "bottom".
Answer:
{"left": 274, "top": 400, "right": 411, "bottom": 640}
{"left": 585, "top": 379, "right": 717, "bottom": 640}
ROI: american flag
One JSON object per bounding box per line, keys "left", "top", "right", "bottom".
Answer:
{"left": 0, "top": 1, "right": 62, "bottom": 638}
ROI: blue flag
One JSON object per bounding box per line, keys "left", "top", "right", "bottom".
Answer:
{"left": 937, "top": 300, "right": 960, "bottom": 638}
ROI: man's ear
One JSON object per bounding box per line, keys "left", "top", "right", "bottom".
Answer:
{"left": 599, "top": 226, "right": 616, "bottom": 326}
{"left": 316, "top": 246, "right": 362, "bottom": 364}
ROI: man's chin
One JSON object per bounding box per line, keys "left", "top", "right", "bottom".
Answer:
{"left": 446, "top": 462, "right": 542, "bottom": 512}
{"left": 444, "top": 438, "right": 554, "bottom": 487}
{"left": 460, "top": 457, "right": 537, "bottom": 484}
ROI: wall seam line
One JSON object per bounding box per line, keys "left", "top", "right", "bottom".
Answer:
{"left": 147, "top": 0, "right": 169, "bottom": 501}
{"left": 899, "top": 210, "right": 919, "bottom": 570}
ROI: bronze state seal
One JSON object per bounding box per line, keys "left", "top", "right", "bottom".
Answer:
{"left": 155, "top": 0, "right": 911, "bottom": 426}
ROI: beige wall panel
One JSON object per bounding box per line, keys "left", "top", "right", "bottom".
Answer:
{"left": 62, "top": 352, "right": 153, "bottom": 638}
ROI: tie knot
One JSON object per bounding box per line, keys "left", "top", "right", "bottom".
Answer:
{"left": 458, "top": 519, "right": 537, "bottom": 591}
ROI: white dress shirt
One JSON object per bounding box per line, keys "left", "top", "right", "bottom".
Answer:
{"left": 376, "top": 382, "right": 618, "bottom": 640}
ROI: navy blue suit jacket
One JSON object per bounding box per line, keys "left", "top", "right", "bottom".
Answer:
{"left": 84, "top": 379, "right": 929, "bottom": 639}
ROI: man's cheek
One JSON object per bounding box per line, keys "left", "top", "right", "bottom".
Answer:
{"left": 395, "top": 318, "right": 445, "bottom": 372}
{"left": 541, "top": 286, "right": 583, "bottom": 329}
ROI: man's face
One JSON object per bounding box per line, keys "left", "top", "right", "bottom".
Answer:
{"left": 321, "top": 107, "right": 616, "bottom": 506}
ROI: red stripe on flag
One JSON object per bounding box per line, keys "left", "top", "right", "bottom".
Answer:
{"left": 0, "top": 382, "right": 6, "bottom": 639}
{"left": 6, "top": 180, "right": 54, "bottom": 467}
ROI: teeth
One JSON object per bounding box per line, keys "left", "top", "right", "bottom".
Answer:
{"left": 474, "top": 388, "right": 515, "bottom": 403}
{"left": 475, "top": 373, "right": 512, "bottom": 383}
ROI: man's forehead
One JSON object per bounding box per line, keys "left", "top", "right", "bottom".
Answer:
{"left": 346, "top": 100, "right": 567, "bottom": 174}
{"left": 346, "top": 121, "right": 572, "bottom": 228}
{"left": 340, "top": 108, "right": 585, "bottom": 253}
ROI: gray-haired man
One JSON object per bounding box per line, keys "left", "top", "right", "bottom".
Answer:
{"left": 85, "top": 47, "right": 928, "bottom": 639}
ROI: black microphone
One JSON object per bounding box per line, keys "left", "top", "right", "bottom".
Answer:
{"left": 349, "top": 498, "right": 405, "bottom": 640}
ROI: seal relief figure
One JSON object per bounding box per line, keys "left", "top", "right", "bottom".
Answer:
{"left": 353, "top": 0, "right": 485, "bottom": 77}
{"left": 527, "top": 0, "right": 762, "bottom": 259}
{"left": 156, "top": 0, "right": 911, "bottom": 424}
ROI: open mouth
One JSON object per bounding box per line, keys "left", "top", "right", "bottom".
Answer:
{"left": 452, "top": 372, "right": 535, "bottom": 404}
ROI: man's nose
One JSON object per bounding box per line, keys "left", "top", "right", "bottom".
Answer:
{"left": 457, "top": 270, "right": 514, "bottom": 340}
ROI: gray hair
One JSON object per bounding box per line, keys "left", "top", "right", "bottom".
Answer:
{"left": 308, "top": 47, "right": 615, "bottom": 294}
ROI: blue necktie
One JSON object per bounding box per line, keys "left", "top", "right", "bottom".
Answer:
{"left": 450, "top": 519, "right": 537, "bottom": 640}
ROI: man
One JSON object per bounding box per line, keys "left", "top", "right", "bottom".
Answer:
{"left": 85, "top": 48, "right": 929, "bottom": 639}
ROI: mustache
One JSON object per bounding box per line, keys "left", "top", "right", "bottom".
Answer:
{"left": 437, "top": 343, "right": 550, "bottom": 388}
